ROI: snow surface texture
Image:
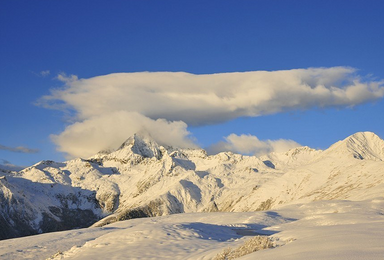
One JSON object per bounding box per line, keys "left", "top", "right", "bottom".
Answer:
{"left": 1, "top": 132, "right": 384, "bottom": 240}
{"left": 2, "top": 199, "right": 384, "bottom": 259}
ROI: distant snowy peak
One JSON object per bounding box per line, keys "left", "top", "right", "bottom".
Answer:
{"left": 91, "top": 133, "right": 164, "bottom": 162}
{"left": 284, "top": 146, "right": 321, "bottom": 160}
{"left": 257, "top": 132, "right": 384, "bottom": 169}
{"left": 260, "top": 146, "right": 322, "bottom": 169}
{"left": 325, "top": 131, "right": 384, "bottom": 161}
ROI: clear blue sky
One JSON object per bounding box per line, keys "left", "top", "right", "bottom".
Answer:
{"left": 1, "top": 0, "right": 384, "bottom": 166}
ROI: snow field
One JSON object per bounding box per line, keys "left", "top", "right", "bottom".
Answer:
{"left": 2, "top": 198, "right": 384, "bottom": 259}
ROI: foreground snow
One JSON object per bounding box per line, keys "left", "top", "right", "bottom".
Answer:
{"left": 2, "top": 198, "right": 384, "bottom": 260}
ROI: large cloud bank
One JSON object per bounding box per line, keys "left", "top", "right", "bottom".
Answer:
{"left": 39, "top": 67, "right": 384, "bottom": 158}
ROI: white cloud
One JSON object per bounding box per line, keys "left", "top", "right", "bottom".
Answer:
{"left": 39, "top": 67, "right": 384, "bottom": 125}
{"left": 56, "top": 73, "right": 78, "bottom": 83}
{"left": 38, "top": 67, "right": 384, "bottom": 158}
{"left": 207, "top": 134, "right": 301, "bottom": 156}
{"left": 51, "top": 111, "right": 197, "bottom": 159}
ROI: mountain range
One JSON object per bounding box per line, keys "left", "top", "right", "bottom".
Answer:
{"left": 1, "top": 131, "right": 383, "bottom": 240}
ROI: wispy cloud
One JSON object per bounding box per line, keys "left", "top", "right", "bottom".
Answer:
{"left": 37, "top": 67, "right": 384, "bottom": 158}
{"left": 0, "top": 144, "right": 39, "bottom": 153}
{"left": 31, "top": 70, "right": 51, "bottom": 78}
{"left": 40, "top": 70, "right": 50, "bottom": 77}
{"left": 207, "top": 134, "right": 301, "bottom": 156}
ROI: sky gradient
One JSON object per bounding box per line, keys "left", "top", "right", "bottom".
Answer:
{"left": 1, "top": 0, "right": 384, "bottom": 166}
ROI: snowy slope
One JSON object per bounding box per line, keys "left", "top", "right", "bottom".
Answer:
{"left": 1, "top": 131, "right": 383, "bottom": 240}
{"left": 2, "top": 198, "right": 384, "bottom": 260}
{"left": 0, "top": 161, "right": 102, "bottom": 239}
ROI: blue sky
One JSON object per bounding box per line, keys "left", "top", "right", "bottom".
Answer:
{"left": 1, "top": 0, "right": 384, "bottom": 166}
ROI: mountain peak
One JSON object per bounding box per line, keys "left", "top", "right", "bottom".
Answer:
{"left": 347, "top": 131, "right": 381, "bottom": 141}
{"left": 326, "top": 132, "right": 384, "bottom": 161}
{"left": 118, "top": 133, "right": 162, "bottom": 159}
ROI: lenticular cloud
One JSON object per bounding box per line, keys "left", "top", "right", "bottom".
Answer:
{"left": 39, "top": 67, "right": 384, "bottom": 158}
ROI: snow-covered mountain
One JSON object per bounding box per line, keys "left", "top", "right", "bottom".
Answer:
{"left": 1, "top": 131, "right": 383, "bottom": 240}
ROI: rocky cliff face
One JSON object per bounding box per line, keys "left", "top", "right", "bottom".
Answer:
{"left": 1, "top": 132, "right": 383, "bottom": 240}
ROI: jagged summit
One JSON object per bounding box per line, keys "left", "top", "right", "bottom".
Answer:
{"left": 90, "top": 133, "right": 163, "bottom": 162}
{"left": 325, "top": 131, "right": 384, "bottom": 161}
{"left": 118, "top": 133, "right": 162, "bottom": 159}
